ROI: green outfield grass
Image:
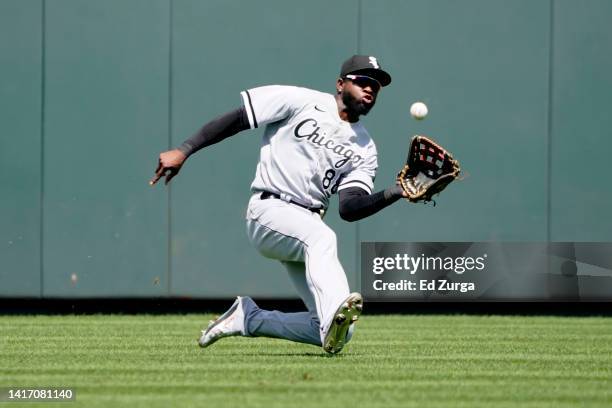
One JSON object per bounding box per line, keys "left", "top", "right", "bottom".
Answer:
{"left": 1, "top": 314, "right": 611, "bottom": 407}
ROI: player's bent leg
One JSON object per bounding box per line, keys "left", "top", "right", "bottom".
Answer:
{"left": 241, "top": 296, "right": 321, "bottom": 346}
{"left": 245, "top": 196, "right": 360, "bottom": 352}
{"left": 284, "top": 248, "right": 360, "bottom": 352}
{"left": 302, "top": 225, "right": 352, "bottom": 341}
{"left": 246, "top": 218, "right": 305, "bottom": 263}
{"left": 284, "top": 261, "right": 318, "bottom": 317}
{"left": 284, "top": 232, "right": 360, "bottom": 353}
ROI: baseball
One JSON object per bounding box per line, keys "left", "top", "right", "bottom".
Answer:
{"left": 410, "top": 102, "right": 428, "bottom": 120}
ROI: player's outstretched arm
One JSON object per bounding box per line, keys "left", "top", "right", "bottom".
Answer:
{"left": 338, "top": 186, "right": 407, "bottom": 222}
{"left": 149, "top": 106, "right": 250, "bottom": 186}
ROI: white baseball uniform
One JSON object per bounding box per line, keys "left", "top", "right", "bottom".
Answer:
{"left": 239, "top": 85, "right": 377, "bottom": 345}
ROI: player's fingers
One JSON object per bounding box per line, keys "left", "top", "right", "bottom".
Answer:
{"left": 149, "top": 172, "right": 164, "bottom": 185}
{"left": 164, "top": 168, "right": 178, "bottom": 185}
{"left": 149, "top": 174, "right": 161, "bottom": 185}
{"left": 150, "top": 166, "right": 168, "bottom": 186}
{"left": 149, "top": 159, "right": 164, "bottom": 185}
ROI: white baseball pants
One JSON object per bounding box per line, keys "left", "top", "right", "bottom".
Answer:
{"left": 243, "top": 193, "right": 351, "bottom": 345}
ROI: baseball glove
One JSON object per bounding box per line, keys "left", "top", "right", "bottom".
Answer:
{"left": 397, "top": 135, "right": 461, "bottom": 204}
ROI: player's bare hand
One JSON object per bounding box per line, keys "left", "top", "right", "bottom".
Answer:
{"left": 150, "top": 149, "right": 187, "bottom": 186}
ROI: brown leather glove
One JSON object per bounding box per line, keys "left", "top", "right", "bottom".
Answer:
{"left": 397, "top": 135, "right": 461, "bottom": 204}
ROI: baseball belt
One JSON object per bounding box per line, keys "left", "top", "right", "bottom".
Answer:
{"left": 260, "top": 191, "right": 324, "bottom": 214}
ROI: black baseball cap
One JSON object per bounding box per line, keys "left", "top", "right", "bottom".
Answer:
{"left": 340, "top": 55, "right": 392, "bottom": 87}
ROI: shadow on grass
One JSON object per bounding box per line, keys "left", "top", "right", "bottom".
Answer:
{"left": 226, "top": 351, "right": 363, "bottom": 358}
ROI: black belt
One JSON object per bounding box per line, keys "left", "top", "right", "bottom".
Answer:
{"left": 260, "top": 192, "right": 324, "bottom": 213}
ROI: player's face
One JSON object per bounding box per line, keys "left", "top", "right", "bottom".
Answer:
{"left": 339, "top": 75, "right": 381, "bottom": 116}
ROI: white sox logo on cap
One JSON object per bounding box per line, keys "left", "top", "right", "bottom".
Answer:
{"left": 340, "top": 55, "right": 391, "bottom": 86}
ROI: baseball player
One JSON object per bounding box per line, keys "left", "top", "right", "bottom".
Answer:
{"left": 151, "top": 55, "right": 408, "bottom": 354}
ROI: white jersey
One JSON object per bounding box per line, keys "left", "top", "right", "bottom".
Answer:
{"left": 240, "top": 85, "right": 378, "bottom": 209}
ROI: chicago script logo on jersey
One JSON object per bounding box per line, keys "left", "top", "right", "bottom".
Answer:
{"left": 294, "top": 119, "right": 364, "bottom": 168}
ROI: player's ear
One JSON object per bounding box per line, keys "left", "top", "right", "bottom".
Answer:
{"left": 336, "top": 78, "right": 344, "bottom": 94}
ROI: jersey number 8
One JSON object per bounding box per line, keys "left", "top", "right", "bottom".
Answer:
{"left": 322, "top": 169, "right": 342, "bottom": 195}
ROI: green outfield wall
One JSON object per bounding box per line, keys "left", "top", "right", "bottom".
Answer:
{"left": 1, "top": 0, "right": 611, "bottom": 298}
